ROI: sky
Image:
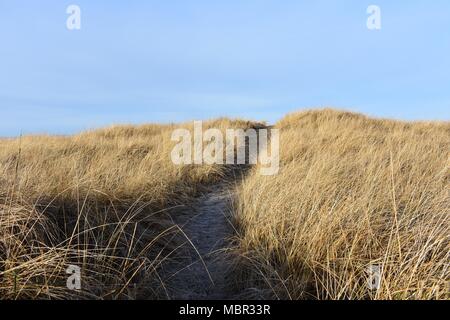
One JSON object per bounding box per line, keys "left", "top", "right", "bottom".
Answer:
{"left": 0, "top": 0, "right": 449, "bottom": 136}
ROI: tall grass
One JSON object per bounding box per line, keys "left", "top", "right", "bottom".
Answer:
{"left": 0, "top": 118, "right": 257, "bottom": 299}
{"left": 233, "top": 109, "right": 449, "bottom": 300}
{"left": 1, "top": 110, "right": 448, "bottom": 300}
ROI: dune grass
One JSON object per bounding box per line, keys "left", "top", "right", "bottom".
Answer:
{"left": 0, "top": 118, "right": 257, "bottom": 299}
{"left": 1, "top": 109, "right": 448, "bottom": 300}
{"left": 232, "top": 109, "right": 449, "bottom": 300}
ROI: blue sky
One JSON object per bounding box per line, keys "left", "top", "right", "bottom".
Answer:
{"left": 0, "top": 0, "right": 449, "bottom": 136}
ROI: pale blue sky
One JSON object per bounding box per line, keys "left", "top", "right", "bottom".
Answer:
{"left": 1, "top": 1, "right": 449, "bottom": 136}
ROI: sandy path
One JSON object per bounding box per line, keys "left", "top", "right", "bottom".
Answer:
{"left": 164, "top": 183, "right": 237, "bottom": 300}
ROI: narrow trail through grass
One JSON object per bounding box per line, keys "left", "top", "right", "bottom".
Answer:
{"left": 164, "top": 181, "right": 238, "bottom": 300}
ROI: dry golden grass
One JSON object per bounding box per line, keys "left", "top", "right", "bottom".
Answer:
{"left": 233, "top": 109, "right": 449, "bottom": 300}
{"left": 0, "top": 118, "right": 257, "bottom": 299}
{"left": 1, "top": 109, "right": 448, "bottom": 300}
